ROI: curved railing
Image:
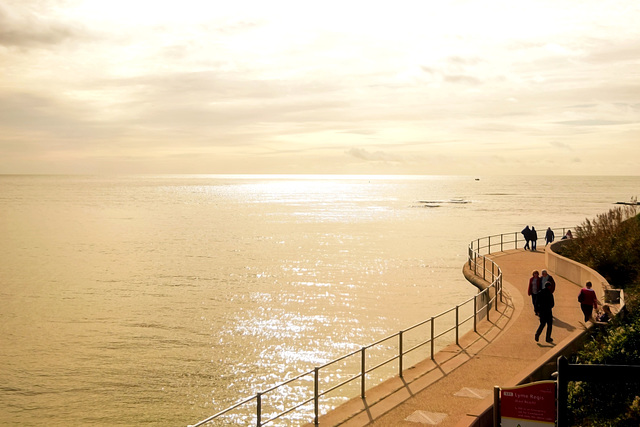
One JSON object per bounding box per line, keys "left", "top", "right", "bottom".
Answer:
{"left": 468, "top": 227, "right": 571, "bottom": 261}
{"left": 189, "top": 229, "right": 568, "bottom": 426}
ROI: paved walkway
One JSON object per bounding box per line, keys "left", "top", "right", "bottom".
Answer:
{"left": 312, "top": 248, "right": 589, "bottom": 427}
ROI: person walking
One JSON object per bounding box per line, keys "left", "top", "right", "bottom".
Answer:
{"left": 522, "top": 226, "right": 532, "bottom": 250}
{"left": 535, "top": 286, "right": 554, "bottom": 343}
{"left": 545, "top": 227, "right": 555, "bottom": 246}
{"left": 578, "top": 281, "right": 599, "bottom": 322}
{"left": 527, "top": 270, "right": 542, "bottom": 315}
{"left": 540, "top": 269, "right": 556, "bottom": 293}
{"left": 531, "top": 226, "right": 538, "bottom": 251}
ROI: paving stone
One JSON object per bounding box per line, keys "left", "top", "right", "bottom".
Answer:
{"left": 454, "top": 387, "right": 492, "bottom": 399}
{"left": 405, "top": 410, "right": 448, "bottom": 424}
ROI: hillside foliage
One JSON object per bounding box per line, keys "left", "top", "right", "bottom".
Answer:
{"left": 557, "top": 202, "right": 640, "bottom": 288}
{"left": 557, "top": 204, "right": 640, "bottom": 426}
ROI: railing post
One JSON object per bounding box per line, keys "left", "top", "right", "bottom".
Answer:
{"left": 360, "top": 347, "right": 366, "bottom": 398}
{"left": 256, "top": 393, "right": 262, "bottom": 427}
{"left": 314, "top": 368, "right": 319, "bottom": 425}
{"left": 482, "top": 256, "right": 486, "bottom": 280}
{"left": 515, "top": 231, "right": 518, "bottom": 249}
{"left": 399, "top": 331, "right": 404, "bottom": 377}
{"left": 494, "top": 386, "right": 501, "bottom": 427}
{"left": 430, "top": 317, "right": 435, "bottom": 360}
{"left": 486, "top": 291, "right": 491, "bottom": 322}
{"left": 488, "top": 235, "right": 491, "bottom": 254}
{"left": 473, "top": 251, "right": 477, "bottom": 275}
{"left": 473, "top": 295, "right": 477, "bottom": 332}
{"left": 455, "top": 305, "right": 459, "bottom": 345}
{"left": 557, "top": 356, "right": 568, "bottom": 427}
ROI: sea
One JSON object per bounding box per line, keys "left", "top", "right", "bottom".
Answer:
{"left": 1, "top": 174, "right": 638, "bottom": 426}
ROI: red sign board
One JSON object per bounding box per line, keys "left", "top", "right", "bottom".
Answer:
{"left": 500, "top": 380, "right": 556, "bottom": 426}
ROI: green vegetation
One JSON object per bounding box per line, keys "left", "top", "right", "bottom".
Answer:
{"left": 558, "top": 200, "right": 640, "bottom": 287}
{"left": 556, "top": 203, "right": 640, "bottom": 426}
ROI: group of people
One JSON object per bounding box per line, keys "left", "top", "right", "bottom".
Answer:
{"left": 528, "top": 270, "right": 613, "bottom": 344}
{"left": 527, "top": 269, "right": 557, "bottom": 342}
{"left": 578, "top": 281, "right": 612, "bottom": 323}
{"left": 521, "top": 226, "right": 559, "bottom": 251}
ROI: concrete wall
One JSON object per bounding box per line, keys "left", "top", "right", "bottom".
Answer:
{"left": 545, "top": 240, "right": 623, "bottom": 311}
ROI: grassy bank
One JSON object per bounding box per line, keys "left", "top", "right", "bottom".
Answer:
{"left": 555, "top": 203, "right": 640, "bottom": 426}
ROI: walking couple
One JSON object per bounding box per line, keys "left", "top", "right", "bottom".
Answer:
{"left": 521, "top": 226, "right": 538, "bottom": 251}
{"left": 527, "top": 269, "right": 556, "bottom": 343}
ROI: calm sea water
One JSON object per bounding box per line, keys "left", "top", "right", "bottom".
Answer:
{"left": 1, "top": 175, "right": 638, "bottom": 426}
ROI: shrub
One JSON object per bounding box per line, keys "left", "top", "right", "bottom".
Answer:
{"left": 557, "top": 204, "right": 640, "bottom": 288}
{"left": 567, "top": 308, "right": 640, "bottom": 425}
{"left": 560, "top": 203, "right": 640, "bottom": 426}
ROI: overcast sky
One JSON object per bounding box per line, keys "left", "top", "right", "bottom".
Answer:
{"left": 1, "top": 0, "right": 639, "bottom": 175}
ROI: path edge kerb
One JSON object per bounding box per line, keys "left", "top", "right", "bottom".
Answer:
{"left": 456, "top": 240, "right": 623, "bottom": 427}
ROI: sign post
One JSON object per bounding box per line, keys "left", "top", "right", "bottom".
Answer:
{"left": 498, "top": 380, "right": 556, "bottom": 426}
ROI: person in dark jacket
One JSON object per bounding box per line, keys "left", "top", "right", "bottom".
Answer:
{"left": 596, "top": 305, "right": 612, "bottom": 323}
{"left": 522, "top": 226, "right": 532, "bottom": 250}
{"left": 545, "top": 227, "right": 555, "bottom": 246}
{"left": 531, "top": 226, "right": 538, "bottom": 251}
{"left": 540, "top": 269, "right": 556, "bottom": 293}
{"left": 527, "top": 270, "right": 542, "bottom": 315}
{"left": 535, "top": 286, "right": 554, "bottom": 343}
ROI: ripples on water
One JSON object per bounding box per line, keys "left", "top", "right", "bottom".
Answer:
{"left": 0, "top": 175, "right": 638, "bottom": 426}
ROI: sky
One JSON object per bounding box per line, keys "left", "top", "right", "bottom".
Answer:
{"left": 1, "top": 0, "right": 639, "bottom": 175}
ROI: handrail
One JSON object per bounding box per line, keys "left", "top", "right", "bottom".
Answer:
{"left": 189, "top": 229, "right": 565, "bottom": 427}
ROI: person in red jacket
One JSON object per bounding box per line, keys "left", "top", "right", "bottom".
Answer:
{"left": 578, "top": 281, "right": 599, "bottom": 322}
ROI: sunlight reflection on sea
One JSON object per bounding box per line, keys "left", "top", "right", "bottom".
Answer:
{"left": 0, "top": 174, "right": 638, "bottom": 425}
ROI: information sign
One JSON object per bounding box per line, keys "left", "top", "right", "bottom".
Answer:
{"left": 500, "top": 380, "right": 556, "bottom": 426}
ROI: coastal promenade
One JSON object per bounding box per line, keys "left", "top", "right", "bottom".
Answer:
{"left": 313, "top": 248, "right": 591, "bottom": 427}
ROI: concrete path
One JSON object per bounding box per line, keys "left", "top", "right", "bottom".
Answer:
{"left": 312, "top": 248, "right": 588, "bottom": 427}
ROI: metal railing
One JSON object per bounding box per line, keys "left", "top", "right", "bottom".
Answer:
{"left": 189, "top": 228, "right": 567, "bottom": 426}
{"left": 468, "top": 227, "right": 570, "bottom": 268}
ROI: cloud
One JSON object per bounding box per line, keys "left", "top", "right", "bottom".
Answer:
{"left": 554, "top": 120, "right": 630, "bottom": 126}
{"left": 582, "top": 41, "right": 640, "bottom": 65}
{"left": 445, "top": 56, "right": 483, "bottom": 67}
{"left": 346, "top": 148, "right": 404, "bottom": 163}
{"left": 0, "top": 2, "right": 85, "bottom": 48}
{"left": 103, "top": 72, "right": 352, "bottom": 138}
{"left": 0, "top": 90, "right": 131, "bottom": 148}
{"left": 0, "top": 91, "right": 84, "bottom": 130}
{"left": 443, "top": 74, "right": 482, "bottom": 85}
{"left": 338, "top": 129, "right": 378, "bottom": 136}
{"left": 419, "top": 55, "right": 485, "bottom": 86}
{"left": 549, "top": 141, "right": 573, "bottom": 150}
